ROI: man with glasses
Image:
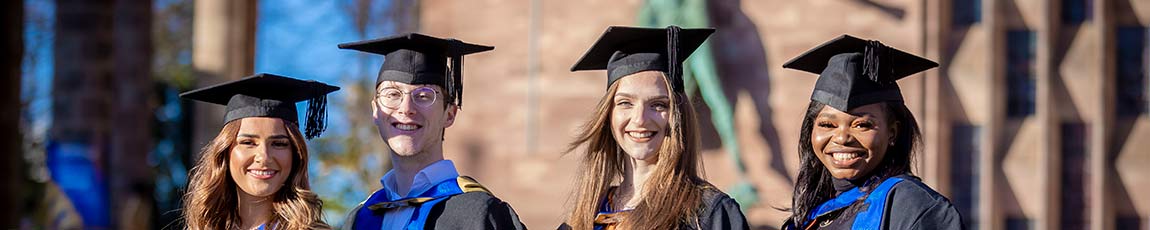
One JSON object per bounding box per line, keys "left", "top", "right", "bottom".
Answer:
{"left": 338, "top": 33, "right": 526, "bottom": 230}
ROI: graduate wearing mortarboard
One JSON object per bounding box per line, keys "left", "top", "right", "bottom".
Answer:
{"left": 781, "top": 35, "right": 964, "bottom": 230}
{"left": 180, "top": 74, "right": 338, "bottom": 230}
{"left": 559, "top": 26, "right": 749, "bottom": 230}
{"left": 337, "top": 33, "right": 526, "bottom": 230}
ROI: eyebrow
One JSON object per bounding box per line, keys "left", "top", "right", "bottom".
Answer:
{"left": 377, "top": 86, "right": 400, "bottom": 92}
{"left": 614, "top": 93, "right": 669, "bottom": 101}
{"left": 238, "top": 134, "right": 290, "bottom": 139}
{"left": 851, "top": 112, "right": 876, "bottom": 118}
{"left": 614, "top": 93, "right": 635, "bottom": 99}
{"left": 645, "top": 95, "right": 670, "bottom": 101}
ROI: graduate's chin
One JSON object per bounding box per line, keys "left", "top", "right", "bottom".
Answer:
{"left": 827, "top": 168, "right": 867, "bottom": 180}
{"left": 389, "top": 146, "right": 419, "bottom": 156}
{"left": 238, "top": 184, "right": 281, "bottom": 198}
{"left": 387, "top": 143, "right": 421, "bottom": 157}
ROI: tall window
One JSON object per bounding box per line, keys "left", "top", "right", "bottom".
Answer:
{"left": 953, "top": 0, "right": 981, "bottom": 26}
{"left": 1061, "top": 0, "right": 1093, "bottom": 24}
{"left": 1117, "top": 27, "right": 1148, "bottom": 117}
{"left": 1007, "top": 30, "right": 1037, "bottom": 118}
{"left": 1061, "top": 123, "right": 1090, "bottom": 229}
{"left": 951, "top": 124, "right": 981, "bottom": 229}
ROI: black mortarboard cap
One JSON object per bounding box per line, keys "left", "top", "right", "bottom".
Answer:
{"left": 337, "top": 33, "right": 493, "bottom": 107}
{"left": 180, "top": 73, "right": 340, "bottom": 139}
{"left": 782, "top": 34, "right": 938, "bottom": 111}
{"left": 570, "top": 26, "right": 714, "bottom": 93}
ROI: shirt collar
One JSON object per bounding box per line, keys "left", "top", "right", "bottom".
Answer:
{"left": 832, "top": 177, "right": 861, "bottom": 194}
{"left": 379, "top": 160, "right": 460, "bottom": 200}
{"left": 832, "top": 174, "right": 888, "bottom": 194}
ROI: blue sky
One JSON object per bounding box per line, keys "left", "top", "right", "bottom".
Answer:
{"left": 256, "top": 0, "right": 396, "bottom": 224}
{"left": 256, "top": 0, "right": 394, "bottom": 139}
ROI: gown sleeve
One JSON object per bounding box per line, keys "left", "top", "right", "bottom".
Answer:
{"left": 700, "top": 191, "right": 751, "bottom": 230}
{"left": 427, "top": 192, "right": 528, "bottom": 230}
{"left": 484, "top": 196, "right": 528, "bottom": 230}
{"left": 885, "top": 181, "right": 965, "bottom": 230}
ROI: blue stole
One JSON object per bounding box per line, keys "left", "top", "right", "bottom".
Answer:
{"left": 255, "top": 222, "right": 279, "bottom": 230}
{"left": 802, "top": 177, "right": 904, "bottom": 230}
{"left": 592, "top": 191, "right": 629, "bottom": 230}
{"left": 352, "top": 178, "right": 468, "bottom": 230}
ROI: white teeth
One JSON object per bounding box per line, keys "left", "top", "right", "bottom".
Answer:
{"left": 249, "top": 170, "right": 276, "bottom": 176}
{"left": 833, "top": 152, "right": 861, "bottom": 161}
{"left": 395, "top": 124, "right": 418, "bottom": 131}
{"left": 628, "top": 132, "right": 654, "bottom": 138}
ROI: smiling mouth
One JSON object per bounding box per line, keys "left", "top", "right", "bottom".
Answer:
{"left": 392, "top": 122, "right": 422, "bottom": 131}
{"left": 625, "top": 131, "right": 657, "bottom": 142}
{"left": 247, "top": 169, "right": 278, "bottom": 179}
{"left": 827, "top": 151, "right": 866, "bottom": 167}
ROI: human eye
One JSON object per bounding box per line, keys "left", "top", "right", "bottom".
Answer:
{"left": 816, "top": 120, "right": 836, "bottom": 129}
{"left": 381, "top": 88, "right": 403, "bottom": 99}
{"left": 615, "top": 100, "right": 633, "bottom": 108}
{"left": 415, "top": 91, "right": 434, "bottom": 101}
{"left": 651, "top": 101, "right": 669, "bottom": 112}
{"left": 271, "top": 140, "right": 291, "bottom": 148}
{"left": 237, "top": 139, "right": 257, "bottom": 147}
{"left": 852, "top": 120, "right": 875, "bottom": 130}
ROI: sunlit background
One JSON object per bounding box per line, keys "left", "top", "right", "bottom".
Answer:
{"left": 7, "top": 0, "right": 1150, "bottom": 229}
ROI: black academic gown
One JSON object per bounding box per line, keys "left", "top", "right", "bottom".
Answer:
{"left": 784, "top": 174, "right": 964, "bottom": 230}
{"left": 421, "top": 192, "right": 525, "bottom": 230}
{"left": 696, "top": 186, "right": 752, "bottom": 230}
{"left": 557, "top": 186, "right": 749, "bottom": 230}
{"left": 343, "top": 187, "right": 526, "bottom": 230}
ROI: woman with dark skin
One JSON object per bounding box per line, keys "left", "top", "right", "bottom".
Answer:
{"left": 781, "top": 35, "right": 964, "bottom": 230}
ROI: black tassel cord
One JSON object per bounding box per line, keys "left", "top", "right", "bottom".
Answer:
{"left": 863, "top": 40, "right": 894, "bottom": 85}
{"left": 452, "top": 55, "right": 463, "bottom": 108}
{"left": 447, "top": 39, "right": 465, "bottom": 108}
{"left": 666, "top": 25, "right": 683, "bottom": 93}
{"left": 304, "top": 93, "right": 327, "bottom": 139}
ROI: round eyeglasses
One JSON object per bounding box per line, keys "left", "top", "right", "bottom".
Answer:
{"left": 377, "top": 86, "right": 439, "bottom": 109}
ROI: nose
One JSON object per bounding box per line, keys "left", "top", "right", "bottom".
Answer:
{"left": 393, "top": 94, "right": 417, "bottom": 116}
{"left": 253, "top": 143, "right": 268, "bottom": 164}
{"left": 831, "top": 126, "right": 855, "bottom": 146}
{"left": 629, "top": 104, "right": 650, "bottom": 127}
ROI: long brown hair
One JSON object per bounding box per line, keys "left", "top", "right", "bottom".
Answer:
{"left": 565, "top": 73, "right": 706, "bottom": 230}
{"left": 182, "top": 119, "right": 330, "bottom": 230}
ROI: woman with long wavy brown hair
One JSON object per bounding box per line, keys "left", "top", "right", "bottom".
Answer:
{"left": 560, "top": 26, "right": 748, "bottom": 230}
{"left": 180, "top": 74, "right": 338, "bottom": 230}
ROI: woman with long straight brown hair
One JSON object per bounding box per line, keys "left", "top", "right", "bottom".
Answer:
{"left": 560, "top": 26, "right": 749, "bottom": 230}
{"left": 180, "top": 74, "right": 338, "bottom": 230}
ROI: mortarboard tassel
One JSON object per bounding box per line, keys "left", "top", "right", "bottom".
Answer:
{"left": 453, "top": 56, "right": 463, "bottom": 108}
{"left": 449, "top": 39, "right": 465, "bottom": 108}
{"left": 666, "top": 25, "right": 683, "bottom": 93}
{"left": 863, "top": 40, "right": 894, "bottom": 85}
{"left": 304, "top": 92, "right": 328, "bottom": 139}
